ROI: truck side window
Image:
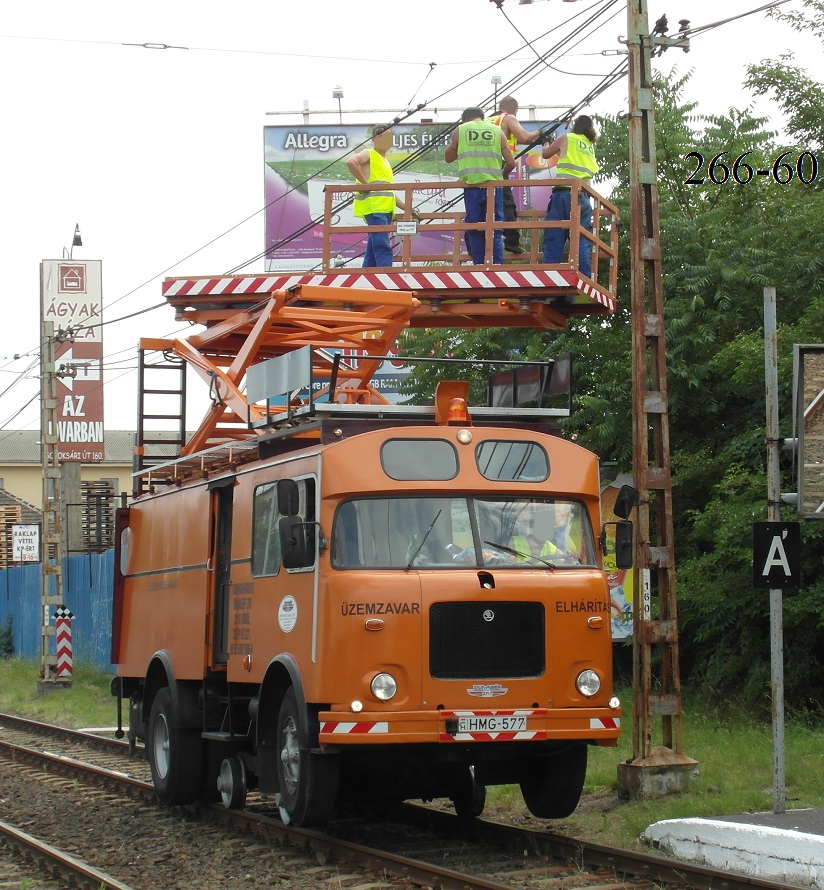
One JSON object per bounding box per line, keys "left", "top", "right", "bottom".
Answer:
{"left": 294, "top": 477, "right": 317, "bottom": 567}
{"left": 252, "top": 482, "right": 281, "bottom": 576}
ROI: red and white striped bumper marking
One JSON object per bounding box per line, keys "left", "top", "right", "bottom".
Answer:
{"left": 590, "top": 716, "right": 620, "bottom": 730}
{"left": 440, "top": 729, "right": 545, "bottom": 742}
{"left": 319, "top": 721, "right": 389, "bottom": 735}
{"left": 318, "top": 713, "right": 619, "bottom": 740}
{"left": 162, "top": 270, "right": 616, "bottom": 311}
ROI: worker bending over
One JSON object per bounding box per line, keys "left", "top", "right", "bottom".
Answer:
{"left": 487, "top": 96, "right": 542, "bottom": 254}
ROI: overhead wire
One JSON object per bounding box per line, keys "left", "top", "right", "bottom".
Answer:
{"left": 226, "top": 0, "right": 628, "bottom": 274}
{"left": 2, "top": 0, "right": 791, "bottom": 296}
{"left": 0, "top": 1, "right": 772, "bottom": 429}
{"left": 0, "top": 6, "right": 628, "bottom": 429}
{"left": 15, "top": 1, "right": 626, "bottom": 302}
{"left": 0, "top": 1, "right": 629, "bottom": 429}
{"left": 674, "top": 1, "right": 791, "bottom": 39}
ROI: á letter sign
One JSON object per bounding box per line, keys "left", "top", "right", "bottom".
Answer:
{"left": 753, "top": 522, "right": 801, "bottom": 589}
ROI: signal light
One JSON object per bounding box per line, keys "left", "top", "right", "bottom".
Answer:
{"left": 435, "top": 380, "right": 471, "bottom": 425}
{"left": 448, "top": 397, "right": 468, "bottom": 423}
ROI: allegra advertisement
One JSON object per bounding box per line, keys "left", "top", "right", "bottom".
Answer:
{"left": 263, "top": 122, "right": 556, "bottom": 272}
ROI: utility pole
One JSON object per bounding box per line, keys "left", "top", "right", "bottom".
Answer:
{"left": 616, "top": 0, "right": 698, "bottom": 798}
{"left": 39, "top": 320, "right": 69, "bottom": 689}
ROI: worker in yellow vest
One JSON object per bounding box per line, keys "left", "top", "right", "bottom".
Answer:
{"left": 347, "top": 125, "right": 408, "bottom": 267}
{"left": 541, "top": 115, "right": 599, "bottom": 277}
{"left": 487, "top": 96, "right": 542, "bottom": 254}
{"left": 510, "top": 504, "right": 581, "bottom": 564}
{"left": 445, "top": 107, "right": 515, "bottom": 265}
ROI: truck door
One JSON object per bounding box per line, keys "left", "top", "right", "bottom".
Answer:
{"left": 209, "top": 476, "right": 235, "bottom": 665}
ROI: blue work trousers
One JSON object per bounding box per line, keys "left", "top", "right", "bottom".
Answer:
{"left": 542, "top": 188, "right": 593, "bottom": 278}
{"left": 463, "top": 186, "right": 504, "bottom": 265}
{"left": 363, "top": 212, "right": 394, "bottom": 267}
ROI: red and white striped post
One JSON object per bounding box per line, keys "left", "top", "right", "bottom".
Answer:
{"left": 54, "top": 606, "right": 75, "bottom": 681}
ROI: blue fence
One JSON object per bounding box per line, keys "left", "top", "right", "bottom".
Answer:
{"left": 0, "top": 550, "right": 114, "bottom": 670}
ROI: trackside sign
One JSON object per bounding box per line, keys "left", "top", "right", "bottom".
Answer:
{"left": 753, "top": 521, "right": 801, "bottom": 589}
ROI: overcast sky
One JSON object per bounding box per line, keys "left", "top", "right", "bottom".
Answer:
{"left": 0, "top": 0, "right": 820, "bottom": 435}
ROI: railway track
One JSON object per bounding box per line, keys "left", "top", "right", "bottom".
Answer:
{"left": 0, "top": 712, "right": 806, "bottom": 890}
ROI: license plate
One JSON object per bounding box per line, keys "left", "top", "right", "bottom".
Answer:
{"left": 457, "top": 715, "right": 527, "bottom": 733}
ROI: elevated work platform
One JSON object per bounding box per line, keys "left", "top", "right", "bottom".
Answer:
{"left": 163, "top": 266, "right": 613, "bottom": 328}
{"left": 163, "top": 177, "right": 619, "bottom": 327}
{"left": 137, "top": 179, "right": 619, "bottom": 486}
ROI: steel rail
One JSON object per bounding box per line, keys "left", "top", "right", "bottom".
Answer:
{"left": 0, "top": 716, "right": 811, "bottom": 890}
{"left": 0, "top": 818, "right": 136, "bottom": 890}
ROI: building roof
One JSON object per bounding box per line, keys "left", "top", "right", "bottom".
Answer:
{"left": 0, "top": 430, "right": 186, "bottom": 464}
{"left": 0, "top": 487, "right": 40, "bottom": 523}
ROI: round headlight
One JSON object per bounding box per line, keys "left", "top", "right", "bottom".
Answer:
{"left": 370, "top": 672, "right": 398, "bottom": 702}
{"left": 576, "top": 669, "right": 601, "bottom": 698}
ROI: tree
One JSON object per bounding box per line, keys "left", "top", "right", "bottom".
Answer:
{"left": 745, "top": 0, "right": 824, "bottom": 152}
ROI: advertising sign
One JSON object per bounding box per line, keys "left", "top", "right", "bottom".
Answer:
{"left": 263, "top": 122, "right": 556, "bottom": 272}
{"left": 40, "top": 260, "right": 104, "bottom": 462}
{"left": 601, "top": 476, "right": 635, "bottom": 641}
{"left": 12, "top": 523, "right": 40, "bottom": 562}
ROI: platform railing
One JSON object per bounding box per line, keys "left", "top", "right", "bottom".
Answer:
{"left": 321, "top": 177, "right": 619, "bottom": 295}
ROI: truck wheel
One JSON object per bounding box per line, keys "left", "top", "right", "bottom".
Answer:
{"left": 519, "top": 744, "right": 587, "bottom": 819}
{"left": 276, "top": 687, "right": 339, "bottom": 826}
{"left": 147, "top": 687, "right": 204, "bottom": 805}
{"left": 451, "top": 765, "right": 486, "bottom": 819}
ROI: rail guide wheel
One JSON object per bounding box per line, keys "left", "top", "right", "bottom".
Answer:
{"left": 217, "top": 756, "right": 248, "bottom": 810}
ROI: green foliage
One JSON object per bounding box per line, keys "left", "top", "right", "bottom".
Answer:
{"left": 0, "top": 614, "right": 12, "bottom": 658}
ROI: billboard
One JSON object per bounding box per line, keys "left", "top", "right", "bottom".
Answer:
{"left": 40, "top": 260, "right": 104, "bottom": 462}
{"left": 263, "top": 121, "right": 557, "bottom": 272}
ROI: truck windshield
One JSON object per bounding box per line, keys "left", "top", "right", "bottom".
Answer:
{"left": 331, "top": 496, "right": 596, "bottom": 569}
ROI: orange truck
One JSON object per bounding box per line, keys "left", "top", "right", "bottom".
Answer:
{"left": 111, "top": 283, "right": 635, "bottom": 826}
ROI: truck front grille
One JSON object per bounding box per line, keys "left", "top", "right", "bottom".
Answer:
{"left": 429, "top": 601, "right": 545, "bottom": 679}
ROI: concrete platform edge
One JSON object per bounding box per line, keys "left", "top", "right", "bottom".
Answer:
{"left": 644, "top": 817, "right": 824, "bottom": 889}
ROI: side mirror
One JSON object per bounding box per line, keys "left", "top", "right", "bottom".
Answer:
{"left": 601, "top": 520, "right": 634, "bottom": 569}
{"left": 612, "top": 484, "right": 639, "bottom": 520}
{"left": 279, "top": 515, "right": 309, "bottom": 568}
{"left": 277, "top": 479, "right": 300, "bottom": 516}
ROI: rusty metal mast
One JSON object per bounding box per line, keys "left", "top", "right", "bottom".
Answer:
{"left": 618, "top": 0, "right": 698, "bottom": 793}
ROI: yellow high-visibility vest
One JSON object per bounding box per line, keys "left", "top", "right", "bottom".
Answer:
{"left": 557, "top": 133, "right": 599, "bottom": 180}
{"left": 353, "top": 149, "right": 396, "bottom": 218}
{"left": 456, "top": 119, "right": 502, "bottom": 184}
{"left": 511, "top": 535, "right": 558, "bottom": 560}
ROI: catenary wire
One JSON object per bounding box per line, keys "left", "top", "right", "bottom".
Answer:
{"left": 0, "top": 1, "right": 788, "bottom": 425}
